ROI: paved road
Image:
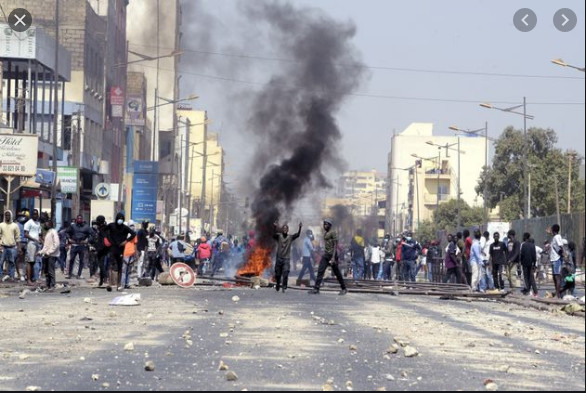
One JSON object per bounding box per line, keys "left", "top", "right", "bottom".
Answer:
{"left": 0, "top": 284, "right": 584, "bottom": 391}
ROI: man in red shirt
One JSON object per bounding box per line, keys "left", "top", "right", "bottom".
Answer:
{"left": 196, "top": 237, "right": 212, "bottom": 275}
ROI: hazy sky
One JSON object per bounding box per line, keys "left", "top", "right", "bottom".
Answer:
{"left": 178, "top": 0, "right": 585, "bottom": 186}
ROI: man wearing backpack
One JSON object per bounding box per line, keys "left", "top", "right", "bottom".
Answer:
{"left": 168, "top": 235, "right": 188, "bottom": 265}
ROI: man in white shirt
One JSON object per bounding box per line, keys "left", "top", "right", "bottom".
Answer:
{"left": 479, "top": 231, "right": 495, "bottom": 291}
{"left": 549, "top": 224, "right": 565, "bottom": 298}
{"left": 24, "top": 209, "right": 42, "bottom": 285}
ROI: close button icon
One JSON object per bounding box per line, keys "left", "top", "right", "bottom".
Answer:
{"left": 8, "top": 8, "right": 32, "bottom": 33}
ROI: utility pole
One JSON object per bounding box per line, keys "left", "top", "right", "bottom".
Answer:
{"left": 523, "top": 96, "right": 528, "bottom": 219}
{"left": 436, "top": 148, "right": 441, "bottom": 212}
{"left": 456, "top": 137, "right": 462, "bottom": 229}
{"left": 483, "top": 122, "right": 488, "bottom": 225}
{"left": 200, "top": 126, "right": 208, "bottom": 235}
{"left": 554, "top": 177, "right": 561, "bottom": 226}
{"left": 209, "top": 169, "right": 215, "bottom": 232}
{"left": 51, "top": 0, "right": 60, "bottom": 220}
{"left": 567, "top": 152, "right": 577, "bottom": 214}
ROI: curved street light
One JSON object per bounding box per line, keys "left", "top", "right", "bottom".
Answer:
{"left": 480, "top": 98, "right": 534, "bottom": 218}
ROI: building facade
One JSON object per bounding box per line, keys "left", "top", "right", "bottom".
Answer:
{"left": 387, "top": 123, "right": 488, "bottom": 234}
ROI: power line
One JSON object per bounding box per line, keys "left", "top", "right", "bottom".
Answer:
{"left": 131, "top": 62, "right": 586, "bottom": 106}
{"left": 128, "top": 42, "right": 585, "bottom": 81}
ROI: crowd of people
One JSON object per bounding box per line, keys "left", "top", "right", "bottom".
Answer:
{"left": 0, "top": 207, "right": 580, "bottom": 299}
{"left": 292, "top": 224, "right": 580, "bottom": 299}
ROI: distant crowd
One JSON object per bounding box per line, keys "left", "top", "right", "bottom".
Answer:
{"left": 0, "top": 208, "right": 580, "bottom": 299}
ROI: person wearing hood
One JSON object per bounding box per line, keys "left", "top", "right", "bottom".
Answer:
{"left": 0, "top": 211, "right": 21, "bottom": 281}
{"left": 105, "top": 212, "right": 136, "bottom": 292}
{"left": 93, "top": 215, "right": 110, "bottom": 287}
{"left": 309, "top": 219, "right": 347, "bottom": 296}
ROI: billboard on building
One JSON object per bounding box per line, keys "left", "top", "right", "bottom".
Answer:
{"left": 110, "top": 86, "right": 124, "bottom": 119}
{"left": 0, "top": 134, "right": 38, "bottom": 176}
{"left": 126, "top": 95, "right": 145, "bottom": 126}
{"left": 131, "top": 161, "right": 158, "bottom": 223}
{"left": 57, "top": 167, "right": 79, "bottom": 194}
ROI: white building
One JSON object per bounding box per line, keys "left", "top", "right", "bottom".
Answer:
{"left": 387, "top": 123, "right": 489, "bottom": 233}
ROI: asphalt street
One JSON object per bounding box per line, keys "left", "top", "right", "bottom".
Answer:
{"left": 0, "top": 284, "right": 584, "bottom": 391}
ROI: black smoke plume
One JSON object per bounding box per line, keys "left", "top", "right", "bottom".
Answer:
{"left": 244, "top": 1, "right": 366, "bottom": 247}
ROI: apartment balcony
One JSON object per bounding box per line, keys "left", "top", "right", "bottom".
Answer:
{"left": 423, "top": 193, "right": 451, "bottom": 205}
{"left": 424, "top": 168, "right": 452, "bottom": 180}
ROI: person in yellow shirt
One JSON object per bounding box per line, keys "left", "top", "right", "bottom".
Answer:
{"left": 0, "top": 211, "right": 21, "bottom": 281}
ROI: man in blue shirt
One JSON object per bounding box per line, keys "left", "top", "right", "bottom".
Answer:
{"left": 297, "top": 229, "right": 316, "bottom": 285}
{"left": 469, "top": 229, "right": 484, "bottom": 291}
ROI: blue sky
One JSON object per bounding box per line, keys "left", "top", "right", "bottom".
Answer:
{"left": 179, "top": 0, "right": 585, "bottom": 179}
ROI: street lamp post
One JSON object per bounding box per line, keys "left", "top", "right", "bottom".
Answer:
{"left": 146, "top": 93, "right": 198, "bottom": 161}
{"left": 392, "top": 165, "right": 420, "bottom": 232}
{"left": 480, "top": 99, "right": 534, "bottom": 218}
{"left": 551, "top": 58, "right": 586, "bottom": 73}
{"left": 449, "top": 123, "right": 493, "bottom": 224}
{"left": 424, "top": 141, "right": 463, "bottom": 228}
{"left": 177, "top": 119, "right": 211, "bottom": 236}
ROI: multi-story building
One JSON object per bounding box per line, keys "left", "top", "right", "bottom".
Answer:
{"left": 127, "top": 0, "right": 182, "bottom": 233}
{"left": 1, "top": 0, "right": 117, "bottom": 222}
{"left": 336, "top": 170, "right": 386, "bottom": 217}
{"left": 387, "top": 123, "right": 488, "bottom": 234}
{"left": 176, "top": 108, "right": 224, "bottom": 236}
{"left": 0, "top": 22, "right": 71, "bottom": 220}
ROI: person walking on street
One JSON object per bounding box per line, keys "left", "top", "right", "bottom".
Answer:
{"left": 506, "top": 230, "right": 521, "bottom": 289}
{"left": 350, "top": 229, "right": 365, "bottom": 280}
{"left": 37, "top": 218, "right": 60, "bottom": 290}
{"left": 309, "top": 219, "right": 347, "bottom": 295}
{"left": 489, "top": 232, "right": 508, "bottom": 291}
{"left": 66, "top": 215, "right": 93, "bottom": 279}
{"left": 145, "top": 228, "right": 164, "bottom": 280}
{"left": 121, "top": 221, "right": 138, "bottom": 289}
{"left": 520, "top": 232, "right": 538, "bottom": 297}
{"left": 93, "top": 216, "right": 111, "bottom": 287}
{"left": 297, "top": 229, "right": 317, "bottom": 285}
{"left": 136, "top": 221, "right": 149, "bottom": 278}
{"left": 105, "top": 212, "right": 136, "bottom": 292}
{"left": 57, "top": 222, "right": 70, "bottom": 274}
{"left": 0, "top": 211, "right": 21, "bottom": 282}
{"left": 273, "top": 222, "right": 302, "bottom": 293}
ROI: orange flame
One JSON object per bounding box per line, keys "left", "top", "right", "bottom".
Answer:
{"left": 238, "top": 246, "right": 272, "bottom": 277}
